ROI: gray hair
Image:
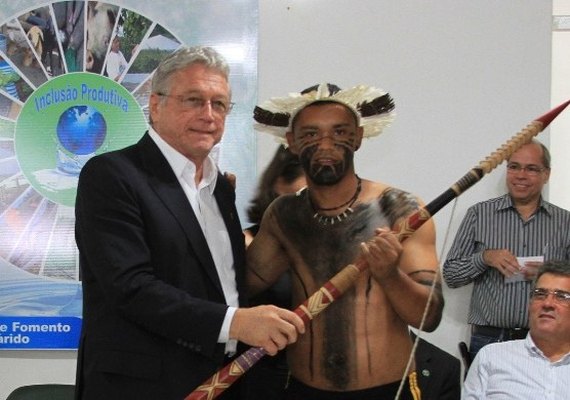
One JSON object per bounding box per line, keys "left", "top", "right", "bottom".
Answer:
{"left": 537, "top": 140, "right": 551, "bottom": 169}
{"left": 534, "top": 260, "right": 570, "bottom": 285}
{"left": 151, "top": 46, "right": 230, "bottom": 96}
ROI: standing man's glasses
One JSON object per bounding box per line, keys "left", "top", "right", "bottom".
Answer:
{"left": 506, "top": 163, "right": 547, "bottom": 176}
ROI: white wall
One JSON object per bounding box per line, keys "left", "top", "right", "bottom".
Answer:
{"left": 0, "top": 0, "right": 554, "bottom": 397}
{"left": 257, "top": 0, "right": 552, "bottom": 359}
{"left": 551, "top": 1, "right": 570, "bottom": 209}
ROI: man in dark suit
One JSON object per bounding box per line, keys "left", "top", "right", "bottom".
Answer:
{"left": 412, "top": 334, "right": 461, "bottom": 400}
{"left": 74, "top": 46, "right": 304, "bottom": 400}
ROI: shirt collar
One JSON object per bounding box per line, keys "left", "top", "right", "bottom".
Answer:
{"left": 497, "top": 194, "right": 552, "bottom": 217}
{"left": 148, "top": 127, "right": 218, "bottom": 194}
{"left": 526, "top": 334, "right": 570, "bottom": 364}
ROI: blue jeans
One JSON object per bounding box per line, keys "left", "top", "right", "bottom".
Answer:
{"left": 469, "top": 332, "right": 501, "bottom": 360}
{"left": 469, "top": 326, "right": 529, "bottom": 360}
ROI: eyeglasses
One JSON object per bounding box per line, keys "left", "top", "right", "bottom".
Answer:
{"left": 506, "top": 163, "right": 547, "bottom": 176}
{"left": 158, "top": 94, "right": 234, "bottom": 116}
{"left": 530, "top": 288, "right": 570, "bottom": 305}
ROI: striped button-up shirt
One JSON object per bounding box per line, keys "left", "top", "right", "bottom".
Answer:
{"left": 443, "top": 194, "right": 570, "bottom": 328}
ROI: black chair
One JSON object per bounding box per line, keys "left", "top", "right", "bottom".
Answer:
{"left": 458, "top": 341, "right": 472, "bottom": 378}
{"left": 6, "top": 384, "right": 75, "bottom": 400}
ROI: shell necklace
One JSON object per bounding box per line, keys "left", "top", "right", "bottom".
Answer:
{"left": 308, "top": 175, "right": 362, "bottom": 226}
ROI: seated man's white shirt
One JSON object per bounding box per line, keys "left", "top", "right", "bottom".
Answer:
{"left": 462, "top": 335, "right": 570, "bottom": 400}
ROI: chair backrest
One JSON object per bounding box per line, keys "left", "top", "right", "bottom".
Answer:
{"left": 458, "top": 341, "right": 473, "bottom": 378}
{"left": 6, "top": 384, "right": 75, "bottom": 400}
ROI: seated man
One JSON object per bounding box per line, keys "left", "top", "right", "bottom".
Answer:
{"left": 462, "top": 261, "right": 570, "bottom": 399}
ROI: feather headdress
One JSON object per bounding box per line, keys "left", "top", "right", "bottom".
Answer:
{"left": 253, "top": 83, "right": 396, "bottom": 143}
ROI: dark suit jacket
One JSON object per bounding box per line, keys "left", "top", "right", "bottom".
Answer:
{"left": 74, "top": 133, "right": 246, "bottom": 400}
{"left": 414, "top": 336, "right": 461, "bottom": 400}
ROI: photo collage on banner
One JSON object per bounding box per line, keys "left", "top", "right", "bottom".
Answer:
{"left": 0, "top": 0, "right": 258, "bottom": 350}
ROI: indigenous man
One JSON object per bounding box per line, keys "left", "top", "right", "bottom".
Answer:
{"left": 247, "top": 83, "right": 444, "bottom": 400}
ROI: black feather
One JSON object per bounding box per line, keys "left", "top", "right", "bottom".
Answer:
{"left": 301, "top": 83, "right": 342, "bottom": 95}
{"left": 253, "top": 106, "right": 290, "bottom": 127}
{"left": 358, "top": 93, "right": 395, "bottom": 117}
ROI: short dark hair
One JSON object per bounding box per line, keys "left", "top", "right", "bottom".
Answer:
{"left": 534, "top": 260, "right": 570, "bottom": 285}
{"left": 291, "top": 101, "right": 359, "bottom": 133}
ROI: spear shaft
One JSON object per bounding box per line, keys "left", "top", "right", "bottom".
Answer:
{"left": 185, "top": 100, "right": 570, "bottom": 400}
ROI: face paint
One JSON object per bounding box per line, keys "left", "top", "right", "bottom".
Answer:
{"left": 291, "top": 103, "right": 361, "bottom": 185}
{"left": 299, "top": 144, "right": 354, "bottom": 185}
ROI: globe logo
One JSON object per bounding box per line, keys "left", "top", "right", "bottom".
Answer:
{"left": 15, "top": 73, "right": 146, "bottom": 207}
{"left": 57, "top": 105, "right": 107, "bottom": 156}
{"left": 55, "top": 105, "right": 107, "bottom": 176}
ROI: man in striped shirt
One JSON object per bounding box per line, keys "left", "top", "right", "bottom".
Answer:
{"left": 443, "top": 139, "right": 570, "bottom": 360}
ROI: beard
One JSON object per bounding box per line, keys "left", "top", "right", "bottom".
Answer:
{"left": 300, "top": 146, "right": 354, "bottom": 186}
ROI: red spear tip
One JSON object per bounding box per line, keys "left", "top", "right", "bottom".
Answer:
{"left": 534, "top": 99, "right": 570, "bottom": 128}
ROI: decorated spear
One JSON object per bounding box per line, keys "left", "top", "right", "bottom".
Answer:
{"left": 185, "top": 100, "right": 570, "bottom": 400}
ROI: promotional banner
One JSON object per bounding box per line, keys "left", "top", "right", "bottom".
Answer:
{"left": 0, "top": 0, "right": 258, "bottom": 349}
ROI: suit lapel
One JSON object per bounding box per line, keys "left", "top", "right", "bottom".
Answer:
{"left": 414, "top": 337, "right": 434, "bottom": 397}
{"left": 137, "top": 133, "right": 225, "bottom": 297}
{"left": 214, "top": 176, "right": 246, "bottom": 303}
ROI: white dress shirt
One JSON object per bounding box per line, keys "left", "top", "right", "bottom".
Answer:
{"left": 462, "top": 335, "right": 570, "bottom": 400}
{"left": 148, "top": 128, "right": 238, "bottom": 352}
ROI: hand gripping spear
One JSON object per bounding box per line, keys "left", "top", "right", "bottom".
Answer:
{"left": 185, "top": 100, "right": 570, "bottom": 400}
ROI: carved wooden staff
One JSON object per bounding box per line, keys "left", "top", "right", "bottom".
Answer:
{"left": 185, "top": 100, "right": 570, "bottom": 400}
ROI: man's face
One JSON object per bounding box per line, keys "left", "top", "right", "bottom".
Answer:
{"left": 506, "top": 143, "right": 550, "bottom": 205}
{"left": 529, "top": 273, "right": 570, "bottom": 344}
{"left": 285, "top": 103, "right": 363, "bottom": 185}
{"left": 111, "top": 38, "right": 120, "bottom": 52}
{"left": 149, "top": 63, "right": 230, "bottom": 163}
